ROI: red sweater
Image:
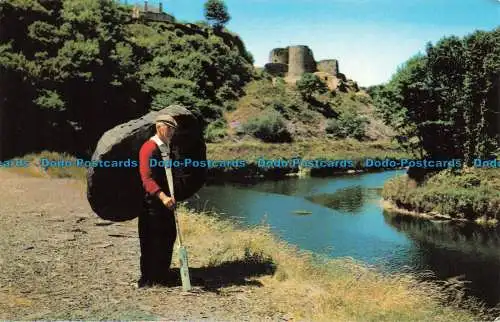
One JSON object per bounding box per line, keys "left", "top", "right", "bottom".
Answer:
{"left": 139, "top": 139, "right": 164, "bottom": 196}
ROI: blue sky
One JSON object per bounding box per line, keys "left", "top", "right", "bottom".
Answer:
{"left": 129, "top": 0, "right": 499, "bottom": 86}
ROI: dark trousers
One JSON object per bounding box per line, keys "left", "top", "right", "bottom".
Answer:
{"left": 138, "top": 196, "right": 177, "bottom": 282}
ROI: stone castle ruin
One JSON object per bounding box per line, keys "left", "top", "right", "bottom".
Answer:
{"left": 265, "top": 45, "right": 357, "bottom": 92}
{"left": 131, "top": 1, "right": 174, "bottom": 23}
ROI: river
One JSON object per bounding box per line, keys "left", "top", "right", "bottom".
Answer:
{"left": 186, "top": 170, "right": 500, "bottom": 308}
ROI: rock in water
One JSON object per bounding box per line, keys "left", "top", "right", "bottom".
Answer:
{"left": 87, "top": 105, "right": 207, "bottom": 222}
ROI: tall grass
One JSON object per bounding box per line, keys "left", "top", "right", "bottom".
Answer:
{"left": 7, "top": 151, "right": 87, "bottom": 180}
{"left": 177, "top": 206, "right": 488, "bottom": 321}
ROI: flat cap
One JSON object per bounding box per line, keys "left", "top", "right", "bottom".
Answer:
{"left": 155, "top": 114, "right": 178, "bottom": 128}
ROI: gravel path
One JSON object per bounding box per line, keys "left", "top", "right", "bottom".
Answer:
{"left": 0, "top": 170, "right": 286, "bottom": 321}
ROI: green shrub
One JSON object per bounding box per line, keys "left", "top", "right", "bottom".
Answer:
{"left": 325, "top": 119, "right": 341, "bottom": 136}
{"left": 205, "top": 118, "right": 228, "bottom": 142}
{"left": 337, "top": 79, "right": 347, "bottom": 92}
{"left": 242, "top": 111, "right": 292, "bottom": 142}
{"left": 275, "top": 77, "right": 286, "bottom": 88}
{"left": 427, "top": 169, "right": 482, "bottom": 188}
{"left": 254, "top": 68, "right": 272, "bottom": 80}
{"left": 325, "top": 109, "right": 368, "bottom": 140}
{"left": 296, "top": 73, "right": 328, "bottom": 100}
{"left": 222, "top": 100, "right": 237, "bottom": 111}
{"left": 355, "top": 93, "right": 372, "bottom": 105}
{"left": 268, "top": 99, "right": 299, "bottom": 119}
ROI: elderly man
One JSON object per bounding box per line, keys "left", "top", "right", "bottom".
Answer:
{"left": 137, "top": 114, "right": 179, "bottom": 288}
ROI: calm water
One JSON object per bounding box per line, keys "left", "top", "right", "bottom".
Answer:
{"left": 186, "top": 170, "right": 500, "bottom": 307}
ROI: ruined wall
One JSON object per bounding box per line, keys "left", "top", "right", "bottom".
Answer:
{"left": 317, "top": 59, "right": 339, "bottom": 76}
{"left": 269, "top": 48, "right": 289, "bottom": 65}
{"left": 314, "top": 72, "right": 339, "bottom": 91}
{"left": 288, "top": 45, "right": 316, "bottom": 77}
{"left": 143, "top": 11, "right": 174, "bottom": 22}
{"left": 264, "top": 63, "right": 288, "bottom": 77}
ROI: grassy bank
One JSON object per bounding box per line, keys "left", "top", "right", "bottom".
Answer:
{"left": 177, "top": 205, "right": 486, "bottom": 321}
{"left": 206, "top": 138, "right": 409, "bottom": 179}
{"left": 207, "top": 138, "right": 407, "bottom": 161}
{"left": 382, "top": 168, "right": 500, "bottom": 226}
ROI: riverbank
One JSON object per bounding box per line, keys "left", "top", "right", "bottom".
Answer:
{"left": 5, "top": 140, "right": 409, "bottom": 183}
{"left": 205, "top": 139, "right": 409, "bottom": 181}
{"left": 207, "top": 138, "right": 407, "bottom": 161}
{"left": 381, "top": 168, "right": 500, "bottom": 227}
{"left": 381, "top": 200, "right": 469, "bottom": 223}
{"left": 0, "top": 168, "right": 490, "bottom": 321}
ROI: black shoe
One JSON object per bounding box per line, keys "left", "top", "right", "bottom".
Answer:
{"left": 158, "top": 274, "right": 180, "bottom": 287}
{"left": 162, "top": 274, "right": 205, "bottom": 287}
{"left": 165, "top": 270, "right": 181, "bottom": 282}
{"left": 149, "top": 270, "right": 181, "bottom": 287}
{"left": 192, "top": 276, "right": 205, "bottom": 285}
{"left": 137, "top": 277, "right": 153, "bottom": 289}
{"left": 155, "top": 278, "right": 178, "bottom": 287}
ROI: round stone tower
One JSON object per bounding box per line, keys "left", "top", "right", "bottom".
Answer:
{"left": 288, "top": 45, "right": 316, "bottom": 77}
{"left": 269, "top": 48, "right": 289, "bottom": 65}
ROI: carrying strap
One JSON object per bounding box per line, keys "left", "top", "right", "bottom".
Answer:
{"left": 150, "top": 135, "right": 174, "bottom": 199}
{"left": 150, "top": 135, "right": 183, "bottom": 245}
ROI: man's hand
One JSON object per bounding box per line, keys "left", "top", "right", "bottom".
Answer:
{"left": 163, "top": 196, "right": 176, "bottom": 210}
{"left": 157, "top": 191, "right": 176, "bottom": 210}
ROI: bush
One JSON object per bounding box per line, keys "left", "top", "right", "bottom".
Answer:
{"left": 325, "top": 119, "right": 341, "bottom": 136}
{"left": 268, "top": 99, "right": 299, "bottom": 119}
{"left": 325, "top": 109, "right": 368, "bottom": 140}
{"left": 337, "top": 79, "right": 347, "bottom": 92}
{"left": 150, "top": 78, "right": 198, "bottom": 108}
{"left": 222, "top": 100, "right": 237, "bottom": 112}
{"left": 242, "top": 111, "right": 292, "bottom": 142}
{"left": 427, "top": 169, "right": 482, "bottom": 188}
{"left": 355, "top": 92, "right": 372, "bottom": 105}
{"left": 205, "top": 119, "right": 228, "bottom": 142}
{"left": 296, "top": 73, "right": 328, "bottom": 100}
{"left": 274, "top": 77, "right": 286, "bottom": 88}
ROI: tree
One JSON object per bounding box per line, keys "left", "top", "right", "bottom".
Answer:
{"left": 0, "top": 0, "right": 254, "bottom": 159}
{"left": 371, "top": 28, "right": 500, "bottom": 164}
{"left": 203, "top": 0, "right": 230, "bottom": 29}
{"left": 296, "top": 73, "right": 328, "bottom": 101}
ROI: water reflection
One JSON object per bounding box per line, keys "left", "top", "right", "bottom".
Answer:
{"left": 305, "top": 186, "right": 383, "bottom": 213}
{"left": 306, "top": 186, "right": 364, "bottom": 213}
{"left": 384, "top": 211, "right": 500, "bottom": 307}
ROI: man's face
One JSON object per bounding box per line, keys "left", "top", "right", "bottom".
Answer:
{"left": 157, "top": 123, "right": 175, "bottom": 143}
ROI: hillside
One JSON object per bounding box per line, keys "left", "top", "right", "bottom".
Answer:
{"left": 0, "top": 0, "right": 398, "bottom": 163}
{"left": 215, "top": 77, "right": 394, "bottom": 143}
{"left": 0, "top": 0, "right": 254, "bottom": 160}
